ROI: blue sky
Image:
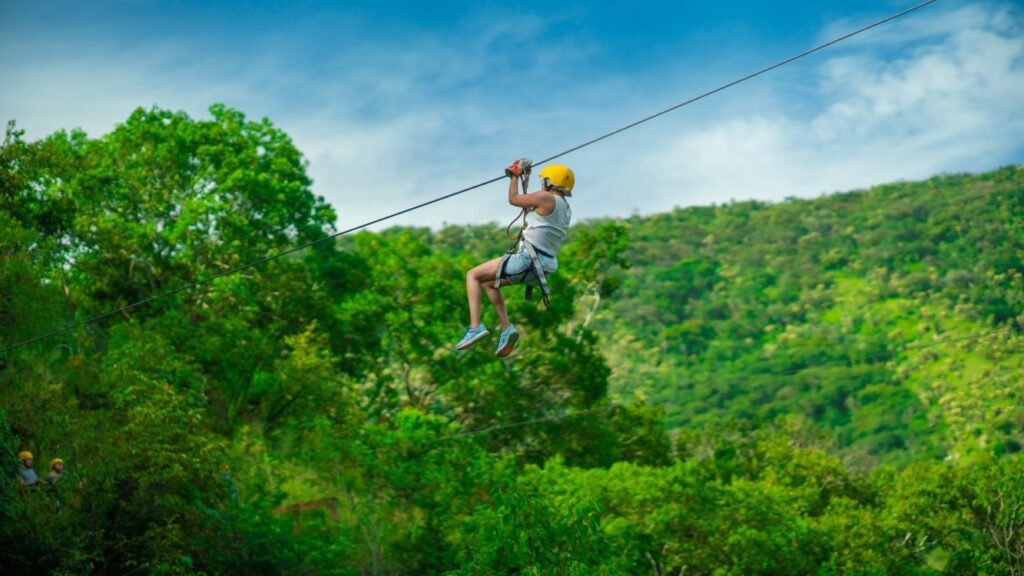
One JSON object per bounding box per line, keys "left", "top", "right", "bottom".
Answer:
{"left": 2, "top": 0, "right": 1022, "bottom": 230}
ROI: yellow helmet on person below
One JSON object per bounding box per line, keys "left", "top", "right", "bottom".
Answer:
{"left": 51, "top": 458, "right": 64, "bottom": 468}
{"left": 539, "top": 164, "right": 575, "bottom": 194}
{"left": 18, "top": 451, "right": 32, "bottom": 461}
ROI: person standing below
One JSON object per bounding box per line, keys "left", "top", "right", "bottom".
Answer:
{"left": 17, "top": 450, "right": 38, "bottom": 486}
{"left": 46, "top": 458, "right": 64, "bottom": 485}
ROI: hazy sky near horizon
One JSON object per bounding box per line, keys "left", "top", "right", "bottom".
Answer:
{"left": 2, "top": 0, "right": 1022, "bottom": 230}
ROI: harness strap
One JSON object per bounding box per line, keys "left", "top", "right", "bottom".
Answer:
{"left": 521, "top": 240, "right": 551, "bottom": 308}
{"left": 494, "top": 167, "right": 551, "bottom": 307}
{"left": 494, "top": 252, "right": 512, "bottom": 289}
{"left": 504, "top": 169, "right": 531, "bottom": 244}
{"left": 495, "top": 170, "right": 530, "bottom": 290}
{"left": 493, "top": 242, "right": 551, "bottom": 308}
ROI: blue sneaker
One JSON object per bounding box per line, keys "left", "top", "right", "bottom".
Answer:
{"left": 455, "top": 324, "right": 489, "bottom": 350}
{"left": 495, "top": 325, "right": 520, "bottom": 357}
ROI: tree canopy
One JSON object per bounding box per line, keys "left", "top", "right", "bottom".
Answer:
{"left": 1, "top": 106, "right": 1022, "bottom": 575}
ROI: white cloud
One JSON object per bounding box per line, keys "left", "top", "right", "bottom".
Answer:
{"left": 636, "top": 2, "right": 1024, "bottom": 212}
{"left": 1, "top": 2, "right": 1021, "bottom": 234}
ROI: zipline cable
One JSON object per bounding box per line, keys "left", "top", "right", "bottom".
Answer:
{"left": 533, "top": 0, "right": 939, "bottom": 167}
{"left": 0, "top": 0, "right": 939, "bottom": 356}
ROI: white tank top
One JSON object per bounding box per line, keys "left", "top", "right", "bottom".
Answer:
{"left": 523, "top": 195, "right": 571, "bottom": 257}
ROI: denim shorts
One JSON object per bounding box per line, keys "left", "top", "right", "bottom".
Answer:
{"left": 500, "top": 247, "right": 557, "bottom": 287}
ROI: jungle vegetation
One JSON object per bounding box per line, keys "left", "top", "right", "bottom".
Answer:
{"left": 1, "top": 106, "right": 1022, "bottom": 575}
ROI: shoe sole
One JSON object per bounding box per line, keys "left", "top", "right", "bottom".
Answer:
{"left": 495, "top": 331, "right": 519, "bottom": 357}
{"left": 455, "top": 330, "right": 489, "bottom": 351}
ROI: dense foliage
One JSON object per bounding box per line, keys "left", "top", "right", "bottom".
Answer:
{"left": 1, "top": 106, "right": 1021, "bottom": 574}
{"left": 595, "top": 167, "right": 1024, "bottom": 468}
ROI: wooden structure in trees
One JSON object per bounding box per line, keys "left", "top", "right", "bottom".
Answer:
{"left": 272, "top": 497, "right": 340, "bottom": 534}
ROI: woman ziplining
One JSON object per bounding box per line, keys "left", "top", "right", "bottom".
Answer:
{"left": 454, "top": 159, "right": 575, "bottom": 357}
{"left": 0, "top": 1, "right": 938, "bottom": 359}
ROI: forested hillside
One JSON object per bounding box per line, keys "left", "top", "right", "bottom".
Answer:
{"left": 1, "top": 106, "right": 1022, "bottom": 575}
{"left": 594, "top": 168, "right": 1024, "bottom": 467}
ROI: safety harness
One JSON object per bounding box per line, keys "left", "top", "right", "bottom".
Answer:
{"left": 495, "top": 166, "right": 552, "bottom": 307}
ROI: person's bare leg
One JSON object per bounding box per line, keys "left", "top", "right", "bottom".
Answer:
{"left": 483, "top": 281, "right": 510, "bottom": 330}
{"left": 466, "top": 258, "right": 503, "bottom": 328}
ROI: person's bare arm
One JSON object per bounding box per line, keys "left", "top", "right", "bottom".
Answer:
{"left": 508, "top": 177, "right": 556, "bottom": 215}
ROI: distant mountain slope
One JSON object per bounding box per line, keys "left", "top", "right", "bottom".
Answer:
{"left": 592, "top": 166, "right": 1024, "bottom": 467}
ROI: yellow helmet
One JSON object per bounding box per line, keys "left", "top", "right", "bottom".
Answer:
{"left": 51, "top": 458, "right": 64, "bottom": 467}
{"left": 539, "top": 164, "right": 575, "bottom": 194}
{"left": 18, "top": 451, "right": 32, "bottom": 461}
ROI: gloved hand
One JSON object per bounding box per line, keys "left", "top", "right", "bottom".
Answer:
{"left": 505, "top": 157, "right": 532, "bottom": 178}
